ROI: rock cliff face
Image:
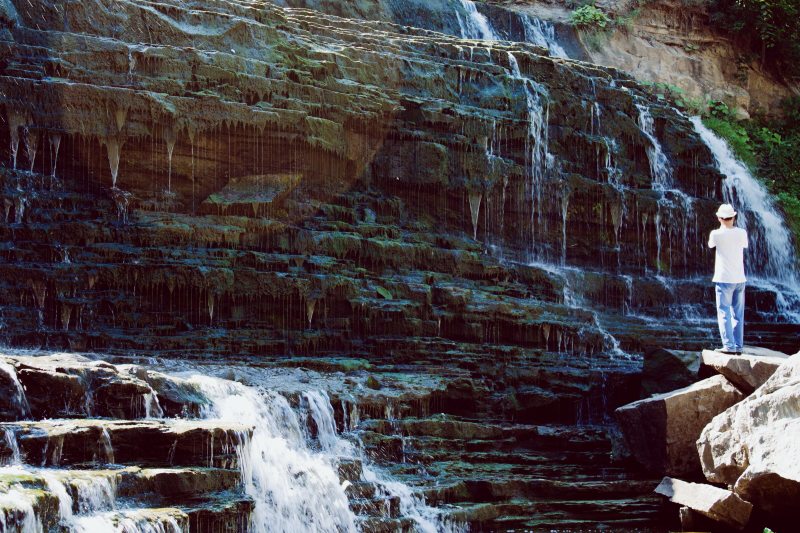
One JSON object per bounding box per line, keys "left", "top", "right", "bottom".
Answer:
{"left": 1, "top": 0, "right": 795, "bottom": 359}
{"left": 486, "top": 0, "right": 796, "bottom": 118}
{"left": 0, "top": 0, "right": 798, "bottom": 529}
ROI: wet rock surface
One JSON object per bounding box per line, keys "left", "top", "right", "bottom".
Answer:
{"left": 0, "top": 351, "right": 672, "bottom": 531}
{"left": 0, "top": 0, "right": 797, "bottom": 530}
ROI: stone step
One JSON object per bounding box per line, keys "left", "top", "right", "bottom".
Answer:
{"left": 1, "top": 465, "right": 242, "bottom": 505}
{"left": 0, "top": 354, "right": 204, "bottom": 421}
{"left": 0, "top": 465, "right": 252, "bottom": 531}
{"left": 422, "top": 477, "right": 661, "bottom": 503}
{"left": 0, "top": 419, "right": 251, "bottom": 468}
{"left": 356, "top": 418, "right": 611, "bottom": 451}
{"left": 356, "top": 516, "right": 416, "bottom": 533}
{"left": 337, "top": 458, "right": 362, "bottom": 483}
{"left": 449, "top": 496, "right": 668, "bottom": 528}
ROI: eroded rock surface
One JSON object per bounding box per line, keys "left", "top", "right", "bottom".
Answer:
{"left": 488, "top": 0, "right": 794, "bottom": 117}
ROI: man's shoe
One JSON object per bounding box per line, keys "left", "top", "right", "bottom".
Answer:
{"left": 715, "top": 348, "right": 738, "bottom": 355}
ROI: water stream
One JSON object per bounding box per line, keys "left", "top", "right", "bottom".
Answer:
{"left": 455, "top": 0, "right": 498, "bottom": 40}
{"left": 186, "top": 373, "right": 463, "bottom": 533}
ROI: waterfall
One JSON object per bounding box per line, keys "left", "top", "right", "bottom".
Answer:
{"left": 456, "top": 0, "right": 498, "bottom": 40}
{"left": 3, "top": 429, "right": 21, "bottom": 465}
{"left": 0, "top": 484, "right": 42, "bottom": 533}
{"left": 690, "top": 117, "right": 800, "bottom": 294}
{"left": 636, "top": 103, "right": 673, "bottom": 190}
{"left": 301, "top": 391, "right": 464, "bottom": 533}
{"left": 188, "top": 375, "right": 463, "bottom": 533}
{"left": 520, "top": 13, "right": 568, "bottom": 58}
{"left": 0, "top": 360, "right": 30, "bottom": 418}
{"left": 508, "top": 52, "right": 550, "bottom": 258}
{"left": 186, "top": 375, "right": 357, "bottom": 533}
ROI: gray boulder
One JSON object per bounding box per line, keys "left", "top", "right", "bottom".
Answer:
{"left": 641, "top": 347, "right": 702, "bottom": 396}
{"left": 655, "top": 477, "right": 752, "bottom": 530}
{"left": 701, "top": 349, "right": 788, "bottom": 394}
{"left": 616, "top": 375, "right": 744, "bottom": 476}
{"left": 697, "top": 353, "right": 800, "bottom": 515}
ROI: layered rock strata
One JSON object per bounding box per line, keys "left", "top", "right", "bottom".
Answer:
{"left": 0, "top": 0, "right": 797, "bottom": 529}
{"left": 0, "top": 351, "right": 671, "bottom": 531}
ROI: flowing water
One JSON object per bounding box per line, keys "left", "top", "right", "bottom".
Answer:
{"left": 185, "top": 373, "right": 464, "bottom": 533}
{"left": 520, "top": 13, "right": 568, "bottom": 58}
{"left": 690, "top": 117, "right": 800, "bottom": 318}
{"left": 455, "top": 0, "right": 498, "bottom": 40}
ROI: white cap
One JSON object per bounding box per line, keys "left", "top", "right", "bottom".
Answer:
{"left": 716, "top": 204, "right": 737, "bottom": 218}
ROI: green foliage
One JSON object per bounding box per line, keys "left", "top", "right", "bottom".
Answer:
{"left": 640, "top": 81, "right": 706, "bottom": 115}
{"left": 708, "top": 0, "right": 800, "bottom": 77}
{"left": 570, "top": 5, "right": 611, "bottom": 29}
{"left": 763, "top": 528, "right": 775, "bottom": 533}
{"left": 376, "top": 285, "right": 393, "bottom": 300}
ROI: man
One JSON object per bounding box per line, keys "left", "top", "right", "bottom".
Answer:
{"left": 708, "top": 203, "right": 748, "bottom": 355}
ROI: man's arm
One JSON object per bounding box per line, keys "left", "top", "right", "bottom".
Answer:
{"left": 708, "top": 231, "right": 716, "bottom": 248}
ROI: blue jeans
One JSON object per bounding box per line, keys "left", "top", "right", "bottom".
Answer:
{"left": 715, "top": 282, "right": 745, "bottom": 351}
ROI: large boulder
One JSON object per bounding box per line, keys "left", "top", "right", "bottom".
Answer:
{"left": 701, "top": 349, "right": 788, "bottom": 394}
{"left": 654, "top": 477, "right": 752, "bottom": 530}
{"left": 641, "top": 347, "right": 702, "bottom": 396}
{"left": 616, "top": 375, "right": 744, "bottom": 476}
{"left": 697, "top": 353, "right": 800, "bottom": 516}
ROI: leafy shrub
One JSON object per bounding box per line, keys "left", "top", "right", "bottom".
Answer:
{"left": 570, "top": 5, "right": 611, "bottom": 30}
{"left": 708, "top": 0, "right": 800, "bottom": 78}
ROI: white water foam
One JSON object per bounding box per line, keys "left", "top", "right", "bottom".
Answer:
{"left": 636, "top": 103, "right": 673, "bottom": 190}
{"left": 456, "top": 0, "right": 498, "bottom": 40}
{"left": 520, "top": 13, "right": 567, "bottom": 58}
{"left": 185, "top": 375, "right": 357, "bottom": 533}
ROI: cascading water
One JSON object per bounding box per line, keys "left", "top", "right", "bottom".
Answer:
{"left": 185, "top": 374, "right": 358, "bottom": 533}
{"left": 301, "top": 392, "right": 464, "bottom": 533}
{"left": 0, "top": 360, "right": 30, "bottom": 418}
{"left": 456, "top": 0, "right": 498, "bottom": 40}
{"left": 690, "top": 118, "right": 799, "bottom": 282}
{"left": 507, "top": 52, "right": 550, "bottom": 259}
{"left": 690, "top": 116, "right": 800, "bottom": 318}
{"left": 186, "top": 374, "right": 464, "bottom": 533}
{"left": 636, "top": 103, "right": 672, "bottom": 190}
{"left": 520, "top": 13, "right": 568, "bottom": 58}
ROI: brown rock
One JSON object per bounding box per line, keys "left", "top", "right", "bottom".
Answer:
{"left": 615, "top": 375, "right": 744, "bottom": 476}
{"left": 701, "top": 349, "right": 788, "bottom": 394}
{"left": 655, "top": 477, "right": 752, "bottom": 529}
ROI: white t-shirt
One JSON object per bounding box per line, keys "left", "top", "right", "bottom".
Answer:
{"left": 708, "top": 226, "right": 748, "bottom": 283}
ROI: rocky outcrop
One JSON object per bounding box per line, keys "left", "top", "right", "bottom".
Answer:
{"left": 654, "top": 477, "right": 752, "bottom": 530}
{"left": 697, "top": 353, "right": 800, "bottom": 517}
{"left": 615, "top": 374, "right": 744, "bottom": 476}
{"left": 701, "top": 348, "right": 788, "bottom": 394}
{"left": 487, "top": 0, "right": 795, "bottom": 118}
